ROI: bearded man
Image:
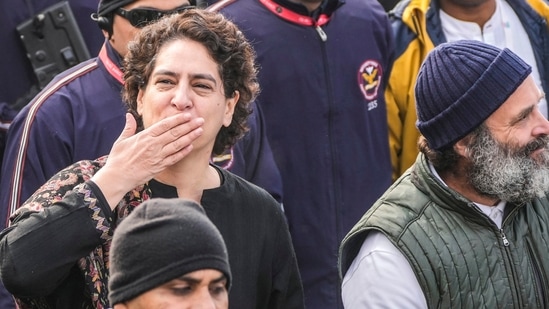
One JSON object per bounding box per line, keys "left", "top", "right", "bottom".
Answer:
{"left": 339, "top": 40, "right": 549, "bottom": 308}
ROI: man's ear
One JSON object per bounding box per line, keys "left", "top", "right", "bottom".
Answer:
{"left": 454, "top": 136, "right": 471, "bottom": 158}
{"left": 114, "top": 303, "right": 128, "bottom": 309}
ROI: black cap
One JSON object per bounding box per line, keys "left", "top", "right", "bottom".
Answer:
{"left": 108, "top": 198, "right": 231, "bottom": 304}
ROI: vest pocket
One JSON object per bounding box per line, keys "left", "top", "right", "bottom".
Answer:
{"left": 525, "top": 238, "right": 547, "bottom": 308}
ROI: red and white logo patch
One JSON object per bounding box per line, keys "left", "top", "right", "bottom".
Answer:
{"left": 357, "top": 60, "right": 382, "bottom": 102}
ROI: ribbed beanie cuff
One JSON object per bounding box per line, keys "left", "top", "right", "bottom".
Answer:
{"left": 415, "top": 40, "right": 531, "bottom": 150}
{"left": 109, "top": 254, "right": 230, "bottom": 304}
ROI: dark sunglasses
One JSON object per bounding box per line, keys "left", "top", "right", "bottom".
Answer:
{"left": 116, "top": 5, "right": 193, "bottom": 28}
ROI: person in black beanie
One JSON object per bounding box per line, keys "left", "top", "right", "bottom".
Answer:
{"left": 109, "top": 198, "right": 231, "bottom": 308}
{"left": 340, "top": 40, "right": 549, "bottom": 308}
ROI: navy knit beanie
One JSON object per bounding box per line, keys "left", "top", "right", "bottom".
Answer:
{"left": 108, "top": 198, "right": 231, "bottom": 304}
{"left": 415, "top": 40, "right": 531, "bottom": 150}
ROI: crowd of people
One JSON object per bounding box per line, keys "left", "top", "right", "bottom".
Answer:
{"left": 0, "top": 0, "right": 548, "bottom": 307}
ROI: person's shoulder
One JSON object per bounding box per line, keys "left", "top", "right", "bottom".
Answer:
{"left": 219, "top": 167, "right": 282, "bottom": 209}
{"left": 511, "top": 0, "right": 549, "bottom": 16}
{"left": 221, "top": 168, "right": 274, "bottom": 197}
{"left": 9, "top": 57, "right": 102, "bottom": 122}
{"left": 343, "top": 0, "right": 387, "bottom": 10}
{"left": 37, "top": 57, "right": 100, "bottom": 97}
{"left": 53, "top": 156, "right": 107, "bottom": 180}
{"left": 20, "top": 58, "right": 99, "bottom": 108}
{"left": 209, "top": 0, "right": 250, "bottom": 11}
{"left": 368, "top": 172, "right": 430, "bottom": 220}
{"left": 388, "top": 0, "right": 413, "bottom": 20}
{"left": 211, "top": 0, "right": 262, "bottom": 17}
{"left": 38, "top": 57, "right": 99, "bottom": 88}
{"left": 208, "top": 0, "right": 239, "bottom": 12}
{"left": 388, "top": 0, "right": 431, "bottom": 33}
{"left": 387, "top": 0, "right": 434, "bottom": 62}
{"left": 14, "top": 157, "right": 107, "bottom": 216}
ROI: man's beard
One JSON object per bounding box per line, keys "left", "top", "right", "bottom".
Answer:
{"left": 467, "top": 127, "right": 549, "bottom": 203}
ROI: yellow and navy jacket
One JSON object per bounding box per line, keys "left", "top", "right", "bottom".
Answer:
{"left": 386, "top": 0, "right": 549, "bottom": 179}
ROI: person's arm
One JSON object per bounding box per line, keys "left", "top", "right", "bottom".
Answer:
{"left": 341, "top": 231, "right": 427, "bottom": 309}
{"left": 0, "top": 101, "right": 78, "bottom": 308}
{"left": 0, "top": 112, "right": 205, "bottom": 297}
{"left": 380, "top": 8, "right": 400, "bottom": 182}
{"left": 386, "top": 83, "right": 404, "bottom": 181}
{"left": 0, "top": 103, "right": 77, "bottom": 229}
{"left": 0, "top": 180, "right": 112, "bottom": 297}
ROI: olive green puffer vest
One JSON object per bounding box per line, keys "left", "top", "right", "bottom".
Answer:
{"left": 340, "top": 154, "right": 549, "bottom": 308}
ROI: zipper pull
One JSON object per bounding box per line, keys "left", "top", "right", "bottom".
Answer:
{"left": 500, "top": 229, "right": 510, "bottom": 247}
{"left": 315, "top": 25, "right": 327, "bottom": 42}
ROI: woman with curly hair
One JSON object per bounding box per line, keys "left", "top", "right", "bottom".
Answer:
{"left": 0, "top": 9, "right": 304, "bottom": 309}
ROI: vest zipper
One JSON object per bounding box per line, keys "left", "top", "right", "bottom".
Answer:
{"left": 499, "top": 205, "right": 525, "bottom": 306}
{"left": 500, "top": 228, "right": 523, "bottom": 305}
{"left": 499, "top": 229, "right": 510, "bottom": 246}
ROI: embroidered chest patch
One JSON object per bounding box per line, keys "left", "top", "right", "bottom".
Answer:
{"left": 357, "top": 60, "right": 382, "bottom": 104}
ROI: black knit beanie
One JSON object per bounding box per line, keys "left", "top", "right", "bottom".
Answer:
{"left": 415, "top": 40, "right": 532, "bottom": 150}
{"left": 108, "top": 198, "right": 231, "bottom": 304}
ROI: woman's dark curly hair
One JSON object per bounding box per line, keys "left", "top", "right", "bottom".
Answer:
{"left": 123, "top": 8, "right": 259, "bottom": 155}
